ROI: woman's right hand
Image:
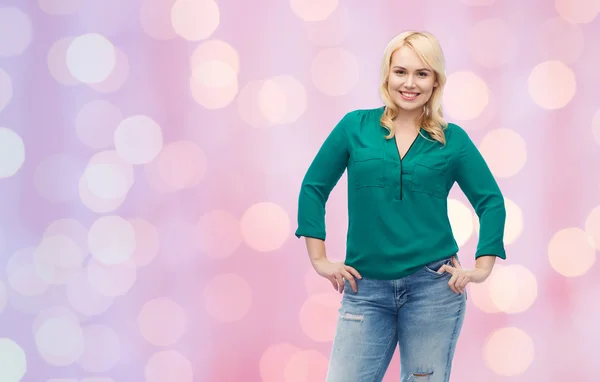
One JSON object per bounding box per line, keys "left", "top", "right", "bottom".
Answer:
{"left": 311, "top": 258, "right": 362, "bottom": 294}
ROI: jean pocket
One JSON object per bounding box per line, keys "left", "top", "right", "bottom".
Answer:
{"left": 422, "top": 257, "right": 452, "bottom": 276}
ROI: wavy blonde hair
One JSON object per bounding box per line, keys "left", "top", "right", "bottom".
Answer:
{"left": 379, "top": 31, "right": 448, "bottom": 144}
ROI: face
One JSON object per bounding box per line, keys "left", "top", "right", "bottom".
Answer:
{"left": 386, "top": 45, "right": 438, "bottom": 113}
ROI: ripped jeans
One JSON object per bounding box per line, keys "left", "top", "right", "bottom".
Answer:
{"left": 326, "top": 257, "right": 466, "bottom": 382}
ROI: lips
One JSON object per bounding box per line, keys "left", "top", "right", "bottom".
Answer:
{"left": 399, "top": 91, "right": 420, "bottom": 101}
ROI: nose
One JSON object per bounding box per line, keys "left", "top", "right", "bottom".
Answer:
{"left": 405, "top": 75, "right": 416, "bottom": 88}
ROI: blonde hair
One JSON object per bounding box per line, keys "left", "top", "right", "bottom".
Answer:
{"left": 379, "top": 31, "right": 448, "bottom": 145}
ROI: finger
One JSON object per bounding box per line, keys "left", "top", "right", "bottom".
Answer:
{"left": 345, "top": 265, "right": 362, "bottom": 280}
{"left": 438, "top": 264, "right": 454, "bottom": 275}
{"left": 448, "top": 273, "right": 460, "bottom": 294}
{"left": 459, "top": 276, "right": 470, "bottom": 293}
{"left": 452, "top": 256, "right": 462, "bottom": 269}
{"left": 341, "top": 270, "right": 357, "bottom": 293}
{"left": 335, "top": 275, "right": 344, "bottom": 294}
{"left": 329, "top": 277, "right": 338, "bottom": 290}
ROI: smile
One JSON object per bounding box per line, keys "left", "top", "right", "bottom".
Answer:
{"left": 399, "top": 91, "right": 420, "bottom": 101}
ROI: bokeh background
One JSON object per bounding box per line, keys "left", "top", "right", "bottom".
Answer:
{"left": 0, "top": 0, "right": 600, "bottom": 381}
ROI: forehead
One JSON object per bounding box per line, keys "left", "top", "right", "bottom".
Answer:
{"left": 390, "top": 46, "right": 428, "bottom": 69}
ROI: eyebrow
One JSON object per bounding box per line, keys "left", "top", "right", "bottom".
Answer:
{"left": 392, "top": 66, "right": 431, "bottom": 72}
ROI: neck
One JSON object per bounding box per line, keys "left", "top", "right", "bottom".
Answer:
{"left": 392, "top": 109, "right": 421, "bottom": 132}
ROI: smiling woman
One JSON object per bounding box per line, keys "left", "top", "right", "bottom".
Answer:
{"left": 295, "top": 31, "right": 506, "bottom": 382}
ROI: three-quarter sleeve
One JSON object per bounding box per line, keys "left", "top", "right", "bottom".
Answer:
{"left": 452, "top": 126, "right": 507, "bottom": 259}
{"left": 295, "top": 113, "right": 352, "bottom": 241}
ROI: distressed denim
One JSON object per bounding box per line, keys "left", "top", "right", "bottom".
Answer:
{"left": 326, "top": 257, "right": 467, "bottom": 382}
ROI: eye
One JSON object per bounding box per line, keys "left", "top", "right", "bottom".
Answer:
{"left": 418, "top": 72, "right": 428, "bottom": 77}
{"left": 395, "top": 70, "right": 405, "bottom": 75}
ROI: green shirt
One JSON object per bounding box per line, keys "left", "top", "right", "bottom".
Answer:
{"left": 295, "top": 106, "right": 506, "bottom": 280}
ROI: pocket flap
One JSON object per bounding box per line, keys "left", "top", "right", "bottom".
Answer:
{"left": 353, "top": 148, "right": 384, "bottom": 162}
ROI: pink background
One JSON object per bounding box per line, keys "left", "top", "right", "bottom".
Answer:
{"left": 0, "top": 0, "right": 600, "bottom": 381}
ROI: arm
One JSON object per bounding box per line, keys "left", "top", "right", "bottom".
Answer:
{"left": 452, "top": 126, "right": 507, "bottom": 264}
{"left": 295, "top": 113, "right": 351, "bottom": 243}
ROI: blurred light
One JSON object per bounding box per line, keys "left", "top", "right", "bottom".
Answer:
{"left": 66, "top": 33, "right": 116, "bottom": 84}
{"left": 171, "top": 0, "right": 219, "bottom": 41}
{"left": 528, "top": 60, "right": 576, "bottom": 110}
{"left": 0, "top": 281, "right": 6, "bottom": 315}
{"left": 66, "top": 271, "right": 114, "bottom": 316}
{"left": 34, "top": 234, "right": 85, "bottom": 285}
{"left": 536, "top": 18, "right": 584, "bottom": 64}
{"left": 79, "top": 150, "right": 133, "bottom": 213}
{"left": 0, "top": 7, "right": 33, "bottom": 57}
{"left": 38, "top": 0, "right": 80, "bottom": 15}
{"left": 469, "top": 264, "right": 504, "bottom": 313}
{"left": 555, "top": 0, "right": 600, "bottom": 24}
{"left": 260, "top": 343, "right": 301, "bottom": 382}
{"left": 114, "top": 115, "right": 164, "bottom": 165}
{"left": 0, "top": 68, "right": 12, "bottom": 113}
{"left": 148, "top": 140, "right": 207, "bottom": 191}
{"left": 193, "top": 210, "right": 241, "bottom": 258}
{"left": 34, "top": 153, "right": 82, "bottom": 203}
{"left": 0, "top": 338, "right": 27, "bottom": 382}
{"left": 241, "top": 202, "right": 290, "bottom": 252}
{"left": 0, "top": 127, "right": 25, "bottom": 179}
{"left": 443, "top": 71, "right": 489, "bottom": 120}
{"left": 76, "top": 100, "right": 123, "bottom": 150}
{"left": 43, "top": 219, "right": 88, "bottom": 250}
{"left": 77, "top": 325, "right": 121, "bottom": 372}
{"left": 47, "top": 37, "right": 81, "bottom": 86}
{"left": 34, "top": 315, "right": 84, "bottom": 366}
{"left": 88, "top": 48, "right": 130, "bottom": 93}
{"left": 305, "top": 5, "right": 349, "bottom": 47}
{"left": 484, "top": 327, "right": 534, "bottom": 376}
{"left": 584, "top": 206, "right": 600, "bottom": 250}
{"left": 7, "top": 248, "right": 50, "bottom": 297}
{"left": 190, "top": 39, "right": 239, "bottom": 74}
{"left": 311, "top": 47, "right": 359, "bottom": 96}
{"left": 129, "top": 218, "right": 160, "bottom": 267}
{"left": 284, "top": 349, "right": 329, "bottom": 382}
{"left": 140, "top": 0, "right": 177, "bottom": 40}
{"left": 86, "top": 259, "right": 137, "bottom": 297}
{"left": 238, "top": 80, "right": 274, "bottom": 129}
{"left": 489, "top": 264, "right": 538, "bottom": 313}
{"left": 203, "top": 273, "right": 252, "bottom": 322}
{"left": 299, "top": 293, "right": 340, "bottom": 342}
{"left": 88, "top": 215, "right": 136, "bottom": 265}
{"left": 290, "top": 0, "right": 339, "bottom": 21}
{"left": 548, "top": 227, "right": 595, "bottom": 277}
{"left": 479, "top": 128, "right": 527, "bottom": 178}
{"left": 447, "top": 198, "right": 474, "bottom": 247}
{"left": 145, "top": 350, "right": 194, "bottom": 382}
{"left": 258, "top": 76, "right": 307, "bottom": 125}
{"left": 138, "top": 298, "right": 187, "bottom": 346}
{"left": 468, "top": 18, "right": 517, "bottom": 68}
{"left": 190, "top": 67, "right": 238, "bottom": 109}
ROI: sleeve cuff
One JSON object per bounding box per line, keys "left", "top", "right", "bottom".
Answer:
{"left": 475, "top": 248, "right": 506, "bottom": 260}
{"left": 294, "top": 229, "right": 325, "bottom": 241}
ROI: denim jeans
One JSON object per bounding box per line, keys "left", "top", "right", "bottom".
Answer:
{"left": 326, "top": 257, "right": 467, "bottom": 382}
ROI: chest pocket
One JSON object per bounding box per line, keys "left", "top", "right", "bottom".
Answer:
{"left": 410, "top": 156, "right": 449, "bottom": 198}
{"left": 352, "top": 148, "right": 385, "bottom": 189}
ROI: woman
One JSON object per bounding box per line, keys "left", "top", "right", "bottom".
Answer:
{"left": 295, "top": 31, "right": 506, "bottom": 382}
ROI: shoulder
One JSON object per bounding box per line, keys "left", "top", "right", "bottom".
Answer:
{"left": 443, "top": 122, "right": 472, "bottom": 145}
{"left": 336, "top": 106, "right": 385, "bottom": 134}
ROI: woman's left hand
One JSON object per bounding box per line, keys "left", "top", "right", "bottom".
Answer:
{"left": 437, "top": 256, "right": 492, "bottom": 294}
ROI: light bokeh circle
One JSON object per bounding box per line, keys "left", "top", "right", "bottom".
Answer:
{"left": 0, "top": 338, "right": 27, "bottom": 382}
{"left": 0, "top": 127, "right": 25, "bottom": 179}
{"left": 548, "top": 227, "right": 595, "bottom": 277}
{"left": 66, "top": 33, "right": 117, "bottom": 84}
{"left": 443, "top": 71, "right": 489, "bottom": 120}
{"left": 484, "top": 327, "right": 534, "bottom": 376}
{"left": 528, "top": 60, "right": 576, "bottom": 110}
{"left": 240, "top": 202, "right": 290, "bottom": 252}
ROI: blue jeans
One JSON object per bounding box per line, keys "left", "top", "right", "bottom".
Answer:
{"left": 326, "top": 257, "right": 467, "bottom": 382}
